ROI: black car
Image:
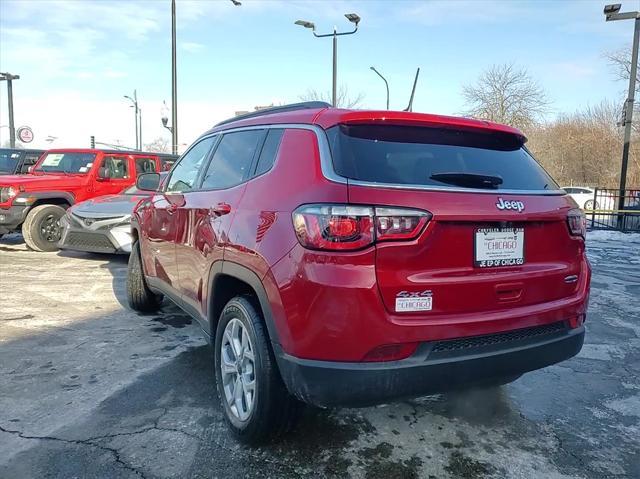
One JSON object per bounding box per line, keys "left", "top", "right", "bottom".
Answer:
{"left": 0, "top": 148, "right": 45, "bottom": 175}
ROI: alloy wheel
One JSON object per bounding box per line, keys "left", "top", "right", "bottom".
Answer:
{"left": 220, "top": 318, "right": 256, "bottom": 421}
{"left": 40, "top": 214, "right": 61, "bottom": 242}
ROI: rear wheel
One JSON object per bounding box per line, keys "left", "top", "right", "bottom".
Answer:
{"left": 214, "top": 296, "right": 300, "bottom": 444}
{"left": 126, "top": 240, "right": 162, "bottom": 313}
{"left": 22, "top": 204, "right": 66, "bottom": 252}
{"left": 584, "top": 200, "right": 599, "bottom": 210}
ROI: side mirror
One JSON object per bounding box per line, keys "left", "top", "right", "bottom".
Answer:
{"left": 98, "top": 167, "right": 111, "bottom": 180}
{"left": 28, "top": 166, "right": 34, "bottom": 173}
{"left": 137, "top": 172, "right": 161, "bottom": 191}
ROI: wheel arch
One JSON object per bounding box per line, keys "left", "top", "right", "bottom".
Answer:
{"left": 208, "top": 261, "right": 281, "bottom": 348}
{"left": 28, "top": 191, "right": 75, "bottom": 210}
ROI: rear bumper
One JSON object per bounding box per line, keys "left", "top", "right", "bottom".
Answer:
{"left": 276, "top": 323, "right": 585, "bottom": 407}
{"left": 0, "top": 205, "right": 29, "bottom": 234}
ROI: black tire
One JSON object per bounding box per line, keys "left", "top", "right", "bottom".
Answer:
{"left": 126, "top": 240, "right": 162, "bottom": 313}
{"left": 22, "top": 204, "right": 66, "bottom": 252}
{"left": 214, "top": 296, "right": 300, "bottom": 444}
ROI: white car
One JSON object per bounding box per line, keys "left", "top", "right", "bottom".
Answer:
{"left": 562, "top": 186, "right": 614, "bottom": 210}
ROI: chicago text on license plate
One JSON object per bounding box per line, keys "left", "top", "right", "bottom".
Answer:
{"left": 475, "top": 227, "right": 524, "bottom": 268}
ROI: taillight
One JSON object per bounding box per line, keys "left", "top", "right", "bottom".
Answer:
{"left": 567, "top": 208, "right": 586, "bottom": 238}
{"left": 292, "top": 204, "right": 431, "bottom": 251}
{"left": 293, "top": 205, "right": 375, "bottom": 250}
{"left": 375, "top": 207, "right": 431, "bottom": 241}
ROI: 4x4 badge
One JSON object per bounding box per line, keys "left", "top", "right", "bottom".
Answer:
{"left": 496, "top": 197, "right": 525, "bottom": 212}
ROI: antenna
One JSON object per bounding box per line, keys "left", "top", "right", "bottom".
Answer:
{"left": 403, "top": 68, "right": 420, "bottom": 112}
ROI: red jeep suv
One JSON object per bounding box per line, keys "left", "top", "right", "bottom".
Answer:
{"left": 127, "top": 102, "right": 590, "bottom": 443}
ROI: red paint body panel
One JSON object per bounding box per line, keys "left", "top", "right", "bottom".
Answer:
{"left": 134, "top": 108, "right": 589, "bottom": 372}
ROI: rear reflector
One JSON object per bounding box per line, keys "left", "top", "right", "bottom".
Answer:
{"left": 362, "top": 343, "right": 418, "bottom": 362}
{"left": 293, "top": 204, "right": 431, "bottom": 251}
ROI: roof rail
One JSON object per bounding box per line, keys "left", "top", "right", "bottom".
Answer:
{"left": 214, "top": 101, "right": 331, "bottom": 127}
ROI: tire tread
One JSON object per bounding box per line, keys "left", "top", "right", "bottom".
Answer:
{"left": 126, "top": 241, "right": 162, "bottom": 313}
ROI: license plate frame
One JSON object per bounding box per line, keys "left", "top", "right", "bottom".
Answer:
{"left": 474, "top": 227, "right": 525, "bottom": 268}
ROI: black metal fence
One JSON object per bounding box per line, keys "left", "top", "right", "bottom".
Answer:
{"left": 585, "top": 188, "right": 640, "bottom": 232}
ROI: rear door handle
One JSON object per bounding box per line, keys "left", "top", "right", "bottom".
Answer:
{"left": 211, "top": 203, "right": 232, "bottom": 216}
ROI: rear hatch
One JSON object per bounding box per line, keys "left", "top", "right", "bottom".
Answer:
{"left": 326, "top": 122, "right": 585, "bottom": 317}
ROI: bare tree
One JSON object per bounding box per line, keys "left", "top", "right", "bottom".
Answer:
{"left": 526, "top": 100, "right": 640, "bottom": 188}
{"left": 462, "top": 63, "right": 550, "bottom": 130}
{"left": 144, "top": 137, "right": 170, "bottom": 153}
{"left": 299, "top": 85, "right": 364, "bottom": 108}
{"left": 605, "top": 48, "right": 640, "bottom": 93}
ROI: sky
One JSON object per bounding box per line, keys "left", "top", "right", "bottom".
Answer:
{"left": 0, "top": 0, "right": 638, "bottom": 152}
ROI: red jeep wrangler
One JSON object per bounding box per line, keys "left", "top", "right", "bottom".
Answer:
{"left": 0, "top": 148, "right": 177, "bottom": 251}
{"left": 127, "top": 102, "right": 590, "bottom": 443}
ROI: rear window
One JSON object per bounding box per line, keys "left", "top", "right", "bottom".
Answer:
{"left": 326, "top": 124, "right": 557, "bottom": 191}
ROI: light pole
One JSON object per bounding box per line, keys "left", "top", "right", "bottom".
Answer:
{"left": 295, "top": 13, "right": 361, "bottom": 107}
{"left": 0, "top": 72, "right": 20, "bottom": 148}
{"left": 124, "top": 90, "right": 140, "bottom": 150}
{"left": 169, "top": 0, "right": 240, "bottom": 155}
{"left": 370, "top": 66, "right": 389, "bottom": 109}
{"left": 171, "top": 0, "right": 178, "bottom": 155}
{"left": 604, "top": 3, "right": 639, "bottom": 226}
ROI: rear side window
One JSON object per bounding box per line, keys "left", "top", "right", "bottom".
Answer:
{"left": 254, "top": 129, "right": 284, "bottom": 177}
{"left": 201, "top": 130, "right": 262, "bottom": 189}
{"left": 135, "top": 157, "right": 157, "bottom": 174}
{"left": 102, "top": 156, "right": 129, "bottom": 179}
{"left": 327, "top": 124, "right": 557, "bottom": 191}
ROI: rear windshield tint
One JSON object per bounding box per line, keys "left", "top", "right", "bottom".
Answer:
{"left": 326, "top": 124, "right": 558, "bottom": 191}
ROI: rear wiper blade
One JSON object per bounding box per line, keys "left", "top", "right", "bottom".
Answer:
{"left": 430, "top": 172, "right": 503, "bottom": 189}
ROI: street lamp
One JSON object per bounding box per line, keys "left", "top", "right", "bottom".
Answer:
{"left": 295, "top": 13, "right": 361, "bottom": 107}
{"left": 161, "top": 100, "right": 173, "bottom": 135}
{"left": 0, "top": 72, "right": 20, "bottom": 148}
{"left": 124, "top": 90, "right": 140, "bottom": 150}
{"left": 370, "top": 66, "right": 389, "bottom": 109}
{"left": 603, "top": 3, "right": 640, "bottom": 226}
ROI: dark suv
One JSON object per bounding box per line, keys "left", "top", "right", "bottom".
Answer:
{"left": 127, "top": 102, "right": 590, "bottom": 443}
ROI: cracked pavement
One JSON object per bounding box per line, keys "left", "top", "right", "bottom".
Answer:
{"left": 0, "top": 230, "right": 638, "bottom": 478}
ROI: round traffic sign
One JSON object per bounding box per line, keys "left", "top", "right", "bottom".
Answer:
{"left": 17, "top": 126, "right": 34, "bottom": 143}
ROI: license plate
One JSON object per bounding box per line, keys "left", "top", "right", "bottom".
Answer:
{"left": 474, "top": 227, "right": 524, "bottom": 268}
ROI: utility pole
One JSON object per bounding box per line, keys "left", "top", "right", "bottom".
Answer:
{"left": 171, "top": 0, "right": 178, "bottom": 155}
{"left": 0, "top": 72, "right": 20, "bottom": 148}
{"left": 604, "top": 4, "right": 640, "bottom": 227}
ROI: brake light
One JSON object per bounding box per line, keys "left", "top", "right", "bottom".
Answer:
{"left": 567, "top": 208, "right": 586, "bottom": 238}
{"left": 292, "top": 204, "right": 431, "bottom": 251}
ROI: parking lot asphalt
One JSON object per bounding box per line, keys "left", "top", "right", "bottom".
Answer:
{"left": 0, "top": 231, "right": 638, "bottom": 479}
